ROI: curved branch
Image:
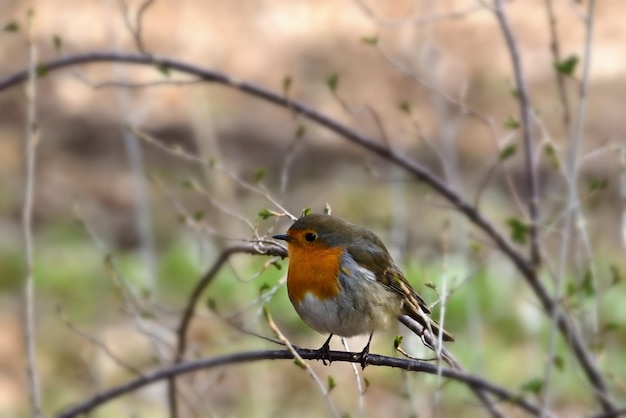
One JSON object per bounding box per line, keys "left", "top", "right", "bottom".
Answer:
{"left": 169, "top": 242, "right": 287, "bottom": 417}
{"left": 56, "top": 348, "right": 544, "bottom": 418}
{"left": 0, "top": 51, "right": 611, "bottom": 411}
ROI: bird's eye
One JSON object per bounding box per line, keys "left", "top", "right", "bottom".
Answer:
{"left": 304, "top": 232, "right": 317, "bottom": 242}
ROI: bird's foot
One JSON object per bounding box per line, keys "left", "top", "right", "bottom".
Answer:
{"left": 318, "top": 334, "right": 334, "bottom": 365}
{"left": 358, "top": 333, "right": 374, "bottom": 369}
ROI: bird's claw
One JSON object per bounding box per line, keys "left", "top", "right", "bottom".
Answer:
{"left": 358, "top": 342, "right": 371, "bottom": 369}
{"left": 318, "top": 334, "right": 333, "bottom": 365}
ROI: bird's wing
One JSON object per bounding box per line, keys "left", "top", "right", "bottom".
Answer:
{"left": 347, "top": 242, "right": 455, "bottom": 342}
{"left": 346, "top": 242, "right": 430, "bottom": 313}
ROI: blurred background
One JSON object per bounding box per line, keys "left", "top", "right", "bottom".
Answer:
{"left": 1, "top": 0, "right": 625, "bottom": 417}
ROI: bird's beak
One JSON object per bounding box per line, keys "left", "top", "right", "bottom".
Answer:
{"left": 273, "top": 234, "right": 292, "bottom": 242}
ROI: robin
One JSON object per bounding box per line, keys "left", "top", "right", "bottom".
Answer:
{"left": 273, "top": 213, "right": 454, "bottom": 365}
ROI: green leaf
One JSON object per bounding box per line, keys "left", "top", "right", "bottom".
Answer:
{"left": 327, "top": 73, "right": 339, "bottom": 92}
{"left": 554, "top": 55, "right": 579, "bottom": 77}
{"left": 206, "top": 298, "right": 217, "bottom": 311}
{"left": 469, "top": 241, "right": 483, "bottom": 255}
{"left": 588, "top": 178, "right": 608, "bottom": 192}
{"left": 192, "top": 211, "right": 205, "bottom": 221}
{"left": 140, "top": 308, "right": 154, "bottom": 318}
{"left": 565, "top": 281, "right": 578, "bottom": 298}
{"left": 53, "top": 34, "right": 62, "bottom": 49}
{"left": 327, "top": 375, "right": 337, "bottom": 392}
{"left": 499, "top": 144, "right": 517, "bottom": 161}
{"left": 580, "top": 269, "right": 595, "bottom": 297}
{"left": 293, "top": 358, "right": 306, "bottom": 369}
{"left": 506, "top": 217, "right": 530, "bottom": 244}
{"left": 399, "top": 100, "right": 411, "bottom": 114}
{"left": 300, "top": 207, "right": 312, "bottom": 217}
{"left": 157, "top": 63, "right": 171, "bottom": 77}
{"left": 4, "top": 21, "right": 19, "bottom": 32}
{"left": 295, "top": 124, "right": 306, "bottom": 139}
{"left": 553, "top": 355, "right": 565, "bottom": 371}
{"left": 259, "top": 283, "right": 270, "bottom": 294}
{"left": 393, "top": 335, "right": 403, "bottom": 349}
{"left": 424, "top": 281, "right": 437, "bottom": 291}
{"left": 258, "top": 209, "right": 275, "bottom": 220}
{"left": 283, "top": 75, "right": 292, "bottom": 94}
{"left": 601, "top": 322, "right": 619, "bottom": 334}
{"left": 180, "top": 178, "right": 198, "bottom": 189}
{"left": 361, "top": 35, "right": 378, "bottom": 45}
{"left": 520, "top": 377, "right": 544, "bottom": 395}
{"left": 545, "top": 144, "right": 561, "bottom": 171}
{"left": 609, "top": 264, "right": 622, "bottom": 285}
{"left": 253, "top": 168, "right": 265, "bottom": 182}
{"left": 503, "top": 115, "right": 521, "bottom": 130}
{"left": 36, "top": 63, "right": 48, "bottom": 77}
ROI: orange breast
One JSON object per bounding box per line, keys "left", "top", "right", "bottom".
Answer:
{"left": 286, "top": 245, "right": 344, "bottom": 304}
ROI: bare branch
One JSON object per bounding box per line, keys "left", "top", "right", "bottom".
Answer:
{"left": 57, "top": 307, "right": 145, "bottom": 377}
{"left": 168, "top": 243, "right": 287, "bottom": 418}
{"left": 493, "top": 0, "right": 541, "bottom": 268}
{"left": 543, "top": 0, "right": 572, "bottom": 128}
{"left": 21, "top": 9, "right": 42, "bottom": 418}
{"left": 119, "top": 0, "right": 156, "bottom": 53}
{"left": 264, "top": 309, "right": 340, "bottom": 418}
{"left": 545, "top": 0, "right": 611, "bottom": 414}
{"left": 353, "top": 0, "right": 486, "bottom": 27}
{"left": 56, "top": 348, "right": 545, "bottom": 418}
{"left": 341, "top": 338, "right": 365, "bottom": 418}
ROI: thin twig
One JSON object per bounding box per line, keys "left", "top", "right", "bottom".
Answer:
{"left": 398, "top": 316, "right": 507, "bottom": 418}
{"left": 354, "top": 0, "right": 486, "bottom": 27}
{"left": 168, "top": 243, "right": 287, "bottom": 418}
{"left": 590, "top": 407, "right": 626, "bottom": 418}
{"left": 131, "top": 126, "right": 297, "bottom": 220}
{"left": 22, "top": 9, "right": 42, "bottom": 418}
{"left": 620, "top": 146, "right": 626, "bottom": 249}
{"left": 57, "top": 307, "right": 145, "bottom": 377}
{"left": 264, "top": 309, "right": 340, "bottom": 418}
{"left": 341, "top": 338, "right": 365, "bottom": 418}
{"left": 377, "top": 45, "right": 526, "bottom": 216}
{"left": 55, "top": 348, "right": 545, "bottom": 418}
{"left": 544, "top": 0, "right": 612, "bottom": 415}
{"left": 543, "top": 0, "right": 572, "bottom": 129}
{"left": 493, "top": 0, "right": 541, "bottom": 268}
{"left": 119, "top": 0, "right": 156, "bottom": 53}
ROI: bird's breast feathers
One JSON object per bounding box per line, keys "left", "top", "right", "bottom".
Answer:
{"left": 288, "top": 249, "right": 402, "bottom": 337}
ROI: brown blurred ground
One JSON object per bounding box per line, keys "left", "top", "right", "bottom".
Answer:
{"left": 1, "top": 1, "right": 624, "bottom": 231}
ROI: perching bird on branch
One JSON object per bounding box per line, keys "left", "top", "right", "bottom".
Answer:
{"left": 274, "top": 213, "right": 454, "bottom": 365}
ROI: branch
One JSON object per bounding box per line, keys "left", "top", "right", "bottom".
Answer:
{"left": 493, "top": 0, "right": 541, "bottom": 268}
{"left": 21, "top": 10, "right": 42, "bottom": 418}
{"left": 168, "top": 242, "right": 287, "bottom": 418}
{"left": 56, "top": 348, "right": 544, "bottom": 418}
{"left": 0, "top": 51, "right": 612, "bottom": 412}
{"left": 546, "top": 0, "right": 608, "bottom": 414}
{"left": 120, "top": 0, "right": 156, "bottom": 53}
{"left": 543, "top": 0, "right": 572, "bottom": 128}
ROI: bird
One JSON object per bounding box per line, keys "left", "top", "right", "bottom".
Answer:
{"left": 273, "top": 213, "right": 454, "bottom": 366}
